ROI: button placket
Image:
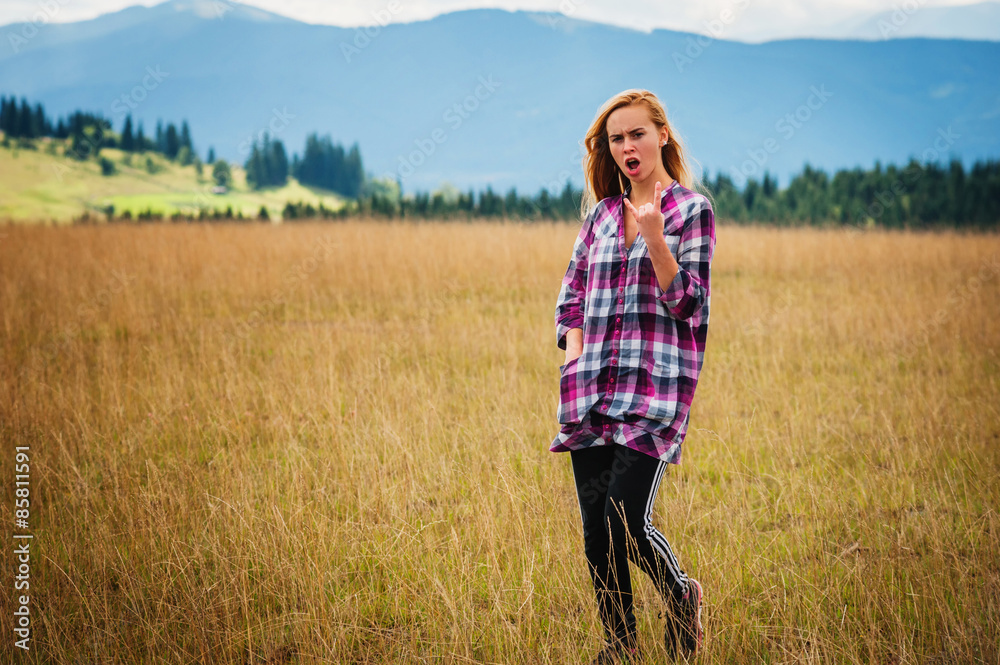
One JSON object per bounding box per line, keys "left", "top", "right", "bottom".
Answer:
{"left": 607, "top": 196, "right": 633, "bottom": 416}
{"left": 609, "top": 246, "right": 627, "bottom": 406}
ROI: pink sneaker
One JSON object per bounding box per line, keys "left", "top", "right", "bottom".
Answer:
{"left": 678, "top": 578, "right": 703, "bottom": 657}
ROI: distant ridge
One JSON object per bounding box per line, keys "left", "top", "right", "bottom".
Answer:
{"left": 1, "top": 0, "right": 997, "bottom": 193}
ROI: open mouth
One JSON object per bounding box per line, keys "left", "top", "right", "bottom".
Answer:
{"left": 625, "top": 158, "right": 640, "bottom": 173}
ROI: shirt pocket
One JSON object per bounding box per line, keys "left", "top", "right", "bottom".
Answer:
{"left": 645, "top": 357, "right": 681, "bottom": 422}
{"left": 650, "top": 354, "right": 681, "bottom": 398}
{"left": 557, "top": 355, "right": 585, "bottom": 424}
{"left": 652, "top": 357, "right": 680, "bottom": 382}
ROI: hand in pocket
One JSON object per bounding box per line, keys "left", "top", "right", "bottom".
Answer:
{"left": 561, "top": 350, "right": 582, "bottom": 371}
{"left": 557, "top": 354, "right": 585, "bottom": 423}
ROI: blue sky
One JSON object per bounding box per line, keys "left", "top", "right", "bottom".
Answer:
{"left": 0, "top": 0, "right": 991, "bottom": 42}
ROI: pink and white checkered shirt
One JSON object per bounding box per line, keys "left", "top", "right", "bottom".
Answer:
{"left": 551, "top": 179, "right": 716, "bottom": 463}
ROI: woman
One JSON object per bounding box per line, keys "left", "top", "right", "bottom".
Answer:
{"left": 552, "top": 89, "right": 716, "bottom": 663}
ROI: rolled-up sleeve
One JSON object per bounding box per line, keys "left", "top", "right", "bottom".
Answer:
{"left": 555, "top": 205, "right": 599, "bottom": 350}
{"left": 656, "top": 203, "right": 716, "bottom": 321}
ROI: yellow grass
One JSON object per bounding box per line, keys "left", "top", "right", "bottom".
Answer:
{"left": 0, "top": 221, "right": 998, "bottom": 663}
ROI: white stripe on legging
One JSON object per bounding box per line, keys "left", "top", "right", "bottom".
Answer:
{"left": 643, "top": 458, "right": 688, "bottom": 588}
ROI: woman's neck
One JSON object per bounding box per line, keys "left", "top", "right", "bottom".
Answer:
{"left": 627, "top": 170, "right": 674, "bottom": 207}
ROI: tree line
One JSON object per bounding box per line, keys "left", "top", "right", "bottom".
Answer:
{"left": 1, "top": 93, "right": 367, "bottom": 197}
{"left": 705, "top": 160, "right": 999, "bottom": 229}
{"left": 0, "top": 94, "right": 204, "bottom": 167}
{"left": 4, "top": 93, "right": 996, "bottom": 228}
{"left": 355, "top": 181, "right": 584, "bottom": 221}
{"left": 355, "top": 159, "right": 998, "bottom": 229}
{"left": 244, "top": 132, "right": 364, "bottom": 198}
{"left": 78, "top": 155, "right": 999, "bottom": 227}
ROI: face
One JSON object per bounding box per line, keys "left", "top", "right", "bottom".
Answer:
{"left": 606, "top": 104, "right": 668, "bottom": 184}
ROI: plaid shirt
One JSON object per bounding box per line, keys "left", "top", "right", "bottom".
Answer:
{"left": 550, "top": 179, "right": 716, "bottom": 463}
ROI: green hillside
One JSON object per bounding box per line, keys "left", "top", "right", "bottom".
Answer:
{"left": 0, "top": 137, "right": 347, "bottom": 223}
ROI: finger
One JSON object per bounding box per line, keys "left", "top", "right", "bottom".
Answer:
{"left": 654, "top": 180, "right": 661, "bottom": 201}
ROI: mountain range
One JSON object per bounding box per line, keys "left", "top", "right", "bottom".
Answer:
{"left": 1, "top": 0, "right": 998, "bottom": 194}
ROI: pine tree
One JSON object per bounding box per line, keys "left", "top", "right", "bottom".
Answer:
{"left": 245, "top": 142, "right": 263, "bottom": 189}
{"left": 345, "top": 143, "right": 364, "bottom": 198}
{"left": 18, "top": 98, "right": 32, "bottom": 138}
{"left": 32, "top": 103, "right": 45, "bottom": 138}
{"left": 270, "top": 139, "right": 288, "bottom": 187}
{"left": 136, "top": 122, "right": 146, "bottom": 152}
{"left": 293, "top": 133, "right": 364, "bottom": 196}
{"left": 0, "top": 96, "right": 13, "bottom": 136}
{"left": 244, "top": 134, "right": 289, "bottom": 190}
{"left": 165, "top": 123, "right": 179, "bottom": 159}
{"left": 121, "top": 115, "right": 135, "bottom": 152}
{"left": 180, "top": 120, "right": 192, "bottom": 152}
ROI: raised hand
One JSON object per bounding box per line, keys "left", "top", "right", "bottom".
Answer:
{"left": 623, "top": 180, "right": 665, "bottom": 244}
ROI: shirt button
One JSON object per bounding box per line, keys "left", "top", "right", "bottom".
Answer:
{"left": 610, "top": 377, "right": 615, "bottom": 383}
{"left": 613, "top": 348, "right": 618, "bottom": 354}
{"left": 611, "top": 359, "right": 616, "bottom": 365}
{"left": 618, "top": 288, "right": 623, "bottom": 294}
{"left": 618, "top": 299, "right": 623, "bottom": 304}
{"left": 616, "top": 317, "right": 621, "bottom": 323}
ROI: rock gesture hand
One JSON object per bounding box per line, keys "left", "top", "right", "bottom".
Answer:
{"left": 622, "top": 180, "right": 665, "bottom": 245}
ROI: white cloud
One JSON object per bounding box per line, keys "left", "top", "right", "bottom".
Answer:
{"left": 0, "top": 0, "right": 991, "bottom": 43}
{"left": 0, "top": 0, "right": 160, "bottom": 25}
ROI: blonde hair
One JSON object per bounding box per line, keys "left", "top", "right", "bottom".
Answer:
{"left": 579, "top": 89, "right": 706, "bottom": 218}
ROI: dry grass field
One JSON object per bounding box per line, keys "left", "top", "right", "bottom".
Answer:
{"left": 0, "top": 219, "right": 998, "bottom": 664}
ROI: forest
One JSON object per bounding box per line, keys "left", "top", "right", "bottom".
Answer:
{"left": 3, "top": 93, "right": 997, "bottom": 228}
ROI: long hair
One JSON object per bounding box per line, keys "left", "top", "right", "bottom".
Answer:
{"left": 579, "top": 89, "right": 706, "bottom": 219}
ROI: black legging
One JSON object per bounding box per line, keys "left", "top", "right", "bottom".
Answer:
{"left": 571, "top": 444, "right": 690, "bottom": 647}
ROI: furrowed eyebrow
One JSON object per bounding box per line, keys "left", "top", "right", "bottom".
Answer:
{"left": 607, "top": 128, "right": 645, "bottom": 138}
